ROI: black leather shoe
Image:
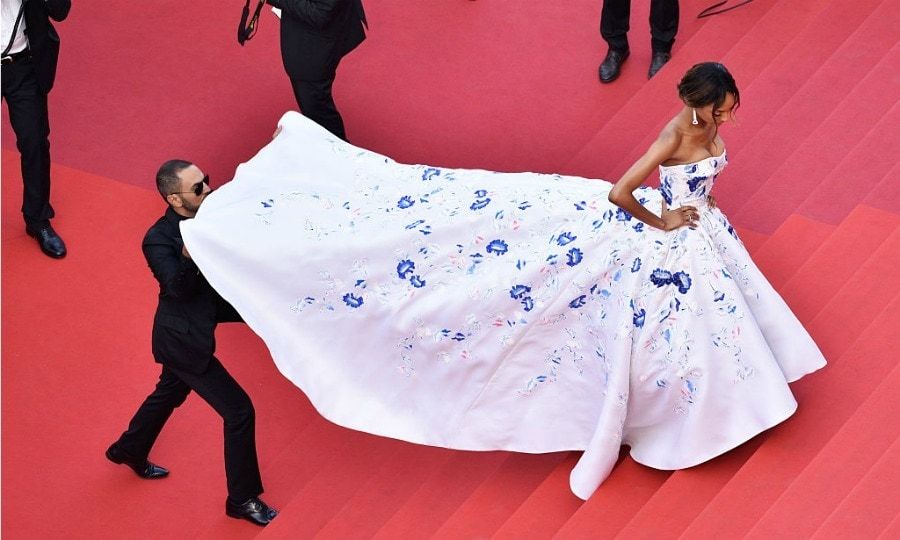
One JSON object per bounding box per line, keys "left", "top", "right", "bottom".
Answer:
{"left": 648, "top": 51, "right": 672, "bottom": 79}
{"left": 25, "top": 223, "right": 67, "bottom": 259}
{"left": 226, "top": 497, "right": 278, "bottom": 527}
{"left": 105, "top": 443, "right": 169, "bottom": 479}
{"left": 599, "top": 48, "right": 629, "bottom": 83}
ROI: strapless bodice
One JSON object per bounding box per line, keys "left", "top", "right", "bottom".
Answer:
{"left": 659, "top": 151, "right": 727, "bottom": 207}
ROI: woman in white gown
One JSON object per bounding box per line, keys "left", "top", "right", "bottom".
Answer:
{"left": 182, "top": 62, "right": 825, "bottom": 500}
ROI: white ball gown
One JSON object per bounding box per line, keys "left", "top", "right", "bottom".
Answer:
{"left": 181, "top": 112, "right": 826, "bottom": 500}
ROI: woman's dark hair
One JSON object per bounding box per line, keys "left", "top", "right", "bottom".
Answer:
{"left": 677, "top": 62, "right": 740, "bottom": 113}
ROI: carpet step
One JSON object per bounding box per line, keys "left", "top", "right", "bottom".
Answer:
{"left": 430, "top": 452, "right": 568, "bottom": 539}
{"left": 257, "top": 431, "right": 413, "bottom": 538}
{"left": 778, "top": 205, "right": 900, "bottom": 324}
{"left": 681, "top": 292, "right": 900, "bottom": 537}
{"left": 812, "top": 437, "right": 900, "bottom": 539}
{"left": 491, "top": 453, "right": 584, "bottom": 539}
{"left": 788, "top": 45, "right": 900, "bottom": 225}
{"left": 876, "top": 513, "right": 900, "bottom": 539}
{"left": 614, "top": 438, "right": 763, "bottom": 538}
{"left": 554, "top": 457, "right": 670, "bottom": 538}
{"left": 863, "top": 161, "right": 900, "bottom": 215}
{"left": 314, "top": 444, "right": 454, "bottom": 539}
{"left": 803, "top": 226, "right": 900, "bottom": 360}
{"left": 748, "top": 361, "right": 900, "bottom": 538}
{"left": 750, "top": 213, "right": 835, "bottom": 291}
{"left": 727, "top": 0, "right": 899, "bottom": 230}
{"left": 372, "top": 451, "right": 509, "bottom": 539}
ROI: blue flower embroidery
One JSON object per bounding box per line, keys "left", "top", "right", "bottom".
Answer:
{"left": 486, "top": 239, "right": 509, "bottom": 255}
{"left": 342, "top": 293, "right": 364, "bottom": 308}
{"left": 261, "top": 199, "right": 274, "bottom": 208}
{"left": 421, "top": 168, "right": 440, "bottom": 181}
{"left": 397, "top": 195, "right": 415, "bottom": 209}
{"left": 566, "top": 247, "right": 583, "bottom": 267}
{"left": 659, "top": 180, "right": 673, "bottom": 205}
{"left": 470, "top": 198, "right": 491, "bottom": 210}
{"left": 633, "top": 222, "right": 644, "bottom": 232}
{"left": 685, "top": 163, "right": 698, "bottom": 174}
{"left": 687, "top": 175, "right": 707, "bottom": 194}
{"left": 569, "top": 295, "right": 587, "bottom": 309}
{"left": 409, "top": 275, "right": 426, "bottom": 288}
{"left": 509, "top": 284, "right": 532, "bottom": 299}
{"left": 474, "top": 189, "right": 488, "bottom": 198}
{"left": 650, "top": 269, "right": 673, "bottom": 287}
{"left": 396, "top": 259, "right": 416, "bottom": 279}
{"left": 672, "top": 271, "right": 692, "bottom": 293}
{"left": 521, "top": 296, "right": 534, "bottom": 311}
{"left": 631, "top": 258, "right": 642, "bottom": 272}
{"left": 574, "top": 201, "right": 587, "bottom": 210}
{"left": 633, "top": 308, "right": 646, "bottom": 327}
{"left": 615, "top": 208, "right": 633, "bottom": 222}
{"left": 556, "top": 232, "right": 577, "bottom": 246}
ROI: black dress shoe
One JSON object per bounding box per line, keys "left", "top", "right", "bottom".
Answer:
{"left": 599, "top": 48, "right": 629, "bottom": 83}
{"left": 105, "top": 443, "right": 169, "bottom": 479}
{"left": 648, "top": 51, "right": 672, "bottom": 79}
{"left": 226, "top": 497, "right": 278, "bottom": 527}
{"left": 25, "top": 223, "right": 67, "bottom": 259}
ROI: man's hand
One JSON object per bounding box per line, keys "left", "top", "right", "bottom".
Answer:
{"left": 182, "top": 244, "right": 192, "bottom": 259}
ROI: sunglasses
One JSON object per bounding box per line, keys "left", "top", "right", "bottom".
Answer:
{"left": 171, "top": 175, "right": 210, "bottom": 197}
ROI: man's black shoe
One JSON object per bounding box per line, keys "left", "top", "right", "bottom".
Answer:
{"left": 599, "top": 48, "right": 629, "bottom": 83}
{"left": 226, "top": 497, "right": 278, "bottom": 527}
{"left": 105, "top": 443, "right": 169, "bottom": 479}
{"left": 25, "top": 223, "right": 67, "bottom": 259}
{"left": 648, "top": 51, "right": 672, "bottom": 79}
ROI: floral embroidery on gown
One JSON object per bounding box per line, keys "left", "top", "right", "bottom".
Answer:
{"left": 182, "top": 112, "right": 826, "bottom": 500}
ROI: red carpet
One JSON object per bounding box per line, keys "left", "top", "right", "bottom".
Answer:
{"left": 3, "top": 0, "right": 898, "bottom": 537}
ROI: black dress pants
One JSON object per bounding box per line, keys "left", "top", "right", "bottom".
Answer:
{"left": 1, "top": 59, "right": 55, "bottom": 228}
{"left": 600, "top": 0, "right": 679, "bottom": 53}
{"left": 113, "top": 357, "right": 264, "bottom": 503}
{"left": 290, "top": 74, "right": 347, "bottom": 141}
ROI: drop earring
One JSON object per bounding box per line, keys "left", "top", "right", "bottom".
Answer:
{"left": 691, "top": 108, "right": 699, "bottom": 125}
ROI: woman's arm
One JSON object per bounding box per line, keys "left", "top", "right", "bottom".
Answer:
{"left": 607, "top": 130, "right": 698, "bottom": 231}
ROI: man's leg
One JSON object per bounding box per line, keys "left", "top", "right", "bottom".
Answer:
{"left": 170, "top": 357, "right": 263, "bottom": 503}
{"left": 1, "top": 62, "right": 54, "bottom": 229}
{"left": 600, "top": 0, "right": 631, "bottom": 52}
{"left": 112, "top": 366, "right": 191, "bottom": 461}
{"left": 649, "top": 0, "right": 679, "bottom": 53}
{"left": 290, "top": 74, "right": 347, "bottom": 141}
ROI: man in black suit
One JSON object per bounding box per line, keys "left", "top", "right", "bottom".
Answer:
{"left": 267, "top": 0, "right": 366, "bottom": 141}
{"left": 106, "top": 160, "right": 277, "bottom": 527}
{"left": 1, "top": 0, "right": 70, "bottom": 258}
{"left": 598, "top": 0, "right": 679, "bottom": 83}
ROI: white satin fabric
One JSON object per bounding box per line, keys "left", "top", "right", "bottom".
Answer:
{"left": 182, "top": 112, "right": 825, "bottom": 499}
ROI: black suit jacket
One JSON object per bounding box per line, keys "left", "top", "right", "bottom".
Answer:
{"left": 269, "top": 0, "right": 366, "bottom": 80}
{"left": 144, "top": 208, "right": 242, "bottom": 375}
{"left": 21, "top": 0, "right": 71, "bottom": 93}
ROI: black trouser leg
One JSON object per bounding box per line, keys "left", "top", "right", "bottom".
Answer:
{"left": 1, "top": 61, "right": 54, "bottom": 228}
{"left": 600, "top": 0, "right": 631, "bottom": 52}
{"left": 169, "top": 357, "right": 263, "bottom": 503}
{"left": 290, "top": 74, "right": 347, "bottom": 141}
{"left": 650, "top": 0, "right": 679, "bottom": 53}
{"left": 114, "top": 366, "right": 191, "bottom": 461}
